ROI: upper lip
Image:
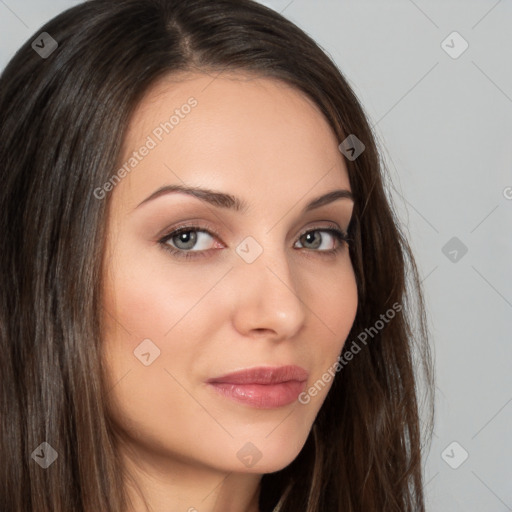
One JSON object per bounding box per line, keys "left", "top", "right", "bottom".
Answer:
{"left": 206, "top": 365, "right": 309, "bottom": 385}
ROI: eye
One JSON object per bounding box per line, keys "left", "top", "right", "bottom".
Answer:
{"left": 294, "top": 227, "right": 349, "bottom": 254}
{"left": 160, "top": 226, "right": 219, "bottom": 258}
{"left": 158, "top": 223, "right": 350, "bottom": 260}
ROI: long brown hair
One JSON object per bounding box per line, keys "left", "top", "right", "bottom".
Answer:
{"left": 0, "top": 1, "right": 434, "bottom": 510}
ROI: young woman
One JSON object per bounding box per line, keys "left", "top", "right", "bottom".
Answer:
{"left": 0, "top": 1, "right": 434, "bottom": 511}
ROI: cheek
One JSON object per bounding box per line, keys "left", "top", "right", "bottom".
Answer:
{"left": 100, "top": 237, "right": 229, "bottom": 394}
{"left": 102, "top": 237, "right": 212, "bottom": 340}
{"left": 100, "top": 250, "right": 220, "bottom": 453}
{"left": 312, "top": 257, "right": 358, "bottom": 342}
{"left": 301, "top": 261, "right": 358, "bottom": 403}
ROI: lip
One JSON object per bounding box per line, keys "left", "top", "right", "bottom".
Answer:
{"left": 206, "top": 365, "right": 308, "bottom": 409}
{"left": 207, "top": 365, "right": 309, "bottom": 385}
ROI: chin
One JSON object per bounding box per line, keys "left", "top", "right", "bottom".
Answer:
{"left": 219, "top": 429, "right": 310, "bottom": 475}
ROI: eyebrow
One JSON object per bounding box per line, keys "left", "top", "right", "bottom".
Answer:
{"left": 134, "top": 184, "right": 354, "bottom": 213}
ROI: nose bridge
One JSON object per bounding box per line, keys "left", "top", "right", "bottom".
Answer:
{"left": 231, "top": 234, "right": 306, "bottom": 338}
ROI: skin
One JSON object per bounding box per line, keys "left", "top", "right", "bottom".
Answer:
{"left": 101, "top": 71, "right": 358, "bottom": 512}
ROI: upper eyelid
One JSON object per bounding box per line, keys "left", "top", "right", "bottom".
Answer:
{"left": 159, "top": 223, "right": 348, "bottom": 246}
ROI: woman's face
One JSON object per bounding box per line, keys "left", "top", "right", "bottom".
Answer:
{"left": 101, "top": 71, "right": 358, "bottom": 476}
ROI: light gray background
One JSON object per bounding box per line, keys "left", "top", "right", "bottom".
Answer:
{"left": 1, "top": 0, "right": 511, "bottom": 510}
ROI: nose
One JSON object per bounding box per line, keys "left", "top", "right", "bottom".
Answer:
{"left": 229, "top": 244, "right": 307, "bottom": 341}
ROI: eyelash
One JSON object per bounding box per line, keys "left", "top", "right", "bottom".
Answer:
{"left": 158, "top": 223, "right": 351, "bottom": 261}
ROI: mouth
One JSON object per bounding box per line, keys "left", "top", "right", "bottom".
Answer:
{"left": 206, "top": 365, "right": 308, "bottom": 409}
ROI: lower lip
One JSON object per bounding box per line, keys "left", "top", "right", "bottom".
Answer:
{"left": 207, "top": 381, "right": 306, "bottom": 409}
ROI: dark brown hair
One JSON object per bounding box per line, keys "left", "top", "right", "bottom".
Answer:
{"left": 0, "top": 1, "right": 434, "bottom": 511}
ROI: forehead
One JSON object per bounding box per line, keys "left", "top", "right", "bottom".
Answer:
{"left": 112, "top": 71, "right": 350, "bottom": 213}
{"left": 125, "top": 70, "right": 339, "bottom": 149}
